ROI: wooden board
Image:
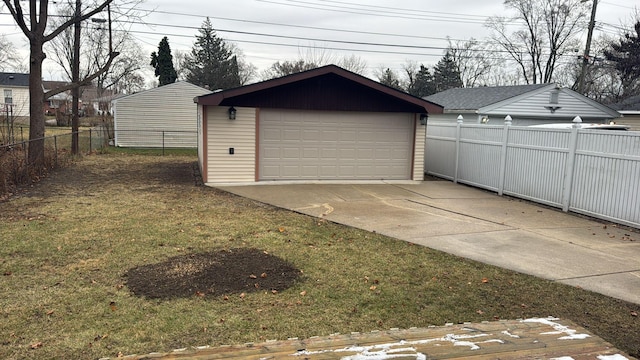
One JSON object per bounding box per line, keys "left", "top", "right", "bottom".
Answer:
{"left": 130, "top": 318, "right": 634, "bottom": 360}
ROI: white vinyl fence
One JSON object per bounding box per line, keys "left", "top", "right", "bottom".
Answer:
{"left": 425, "top": 118, "right": 640, "bottom": 228}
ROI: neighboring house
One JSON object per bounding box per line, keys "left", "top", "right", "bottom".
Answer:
{"left": 195, "top": 64, "right": 443, "bottom": 184}
{"left": 112, "top": 81, "right": 209, "bottom": 148}
{"left": 610, "top": 95, "right": 640, "bottom": 131}
{"left": 424, "top": 84, "right": 620, "bottom": 126}
{"left": 0, "top": 72, "right": 30, "bottom": 118}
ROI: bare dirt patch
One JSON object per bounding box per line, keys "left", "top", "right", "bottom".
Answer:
{"left": 125, "top": 248, "right": 302, "bottom": 299}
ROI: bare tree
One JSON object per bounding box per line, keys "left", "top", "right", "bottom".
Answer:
{"left": 448, "top": 38, "right": 496, "bottom": 87}
{"left": 486, "top": 0, "right": 588, "bottom": 84}
{"left": 47, "top": 5, "right": 144, "bottom": 102}
{"left": 337, "top": 54, "right": 368, "bottom": 76}
{"left": 2, "top": 0, "right": 121, "bottom": 166}
{"left": 0, "top": 35, "right": 23, "bottom": 71}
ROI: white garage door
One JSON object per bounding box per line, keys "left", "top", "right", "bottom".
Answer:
{"left": 259, "top": 109, "right": 413, "bottom": 180}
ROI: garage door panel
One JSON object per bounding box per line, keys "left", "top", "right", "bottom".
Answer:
{"left": 260, "top": 110, "right": 412, "bottom": 180}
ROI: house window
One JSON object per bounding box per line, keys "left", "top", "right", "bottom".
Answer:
{"left": 3, "top": 89, "right": 12, "bottom": 104}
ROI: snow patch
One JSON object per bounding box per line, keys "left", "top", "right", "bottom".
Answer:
{"left": 522, "top": 317, "right": 590, "bottom": 341}
{"left": 501, "top": 330, "right": 520, "bottom": 338}
{"left": 597, "top": 355, "right": 630, "bottom": 360}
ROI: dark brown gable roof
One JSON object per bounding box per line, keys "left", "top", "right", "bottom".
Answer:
{"left": 195, "top": 65, "right": 443, "bottom": 114}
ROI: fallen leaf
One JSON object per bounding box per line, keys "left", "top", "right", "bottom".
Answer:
{"left": 109, "top": 301, "right": 117, "bottom": 311}
{"left": 369, "top": 285, "right": 377, "bottom": 291}
{"left": 300, "top": 290, "right": 307, "bottom": 296}
{"left": 476, "top": 310, "right": 484, "bottom": 314}
{"left": 278, "top": 227, "right": 285, "bottom": 232}
{"left": 632, "top": 311, "right": 638, "bottom": 317}
{"left": 30, "top": 342, "right": 43, "bottom": 349}
{"left": 482, "top": 278, "right": 489, "bottom": 283}
{"left": 271, "top": 290, "right": 278, "bottom": 294}
{"left": 249, "top": 274, "right": 257, "bottom": 279}
{"left": 239, "top": 293, "right": 246, "bottom": 299}
{"left": 223, "top": 295, "right": 229, "bottom": 301}
{"left": 195, "top": 291, "right": 205, "bottom": 297}
{"left": 46, "top": 310, "right": 54, "bottom": 316}
{"left": 260, "top": 272, "right": 267, "bottom": 278}
{"left": 254, "top": 283, "right": 260, "bottom": 288}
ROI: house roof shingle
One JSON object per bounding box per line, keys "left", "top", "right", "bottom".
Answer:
{"left": 424, "top": 84, "right": 550, "bottom": 110}
{"left": 610, "top": 95, "right": 640, "bottom": 111}
{"left": 0, "top": 72, "right": 29, "bottom": 87}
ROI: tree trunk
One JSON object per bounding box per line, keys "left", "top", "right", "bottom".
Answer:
{"left": 28, "top": 38, "right": 46, "bottom": 168}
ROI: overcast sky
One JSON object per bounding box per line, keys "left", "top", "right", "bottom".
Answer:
{"left": 1, "top": 0, "right": 637, "bottom": 83}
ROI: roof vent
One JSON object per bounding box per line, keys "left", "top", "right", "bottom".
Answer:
{"left": 9, "top": 76, "right": 14, "bottom": 79}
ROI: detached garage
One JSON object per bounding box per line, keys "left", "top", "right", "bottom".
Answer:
{"left": 113, "top": 81, "right": 209, "bottom": 148}
{"left": 196, "top": 65, "right": 443, "bottom": 184}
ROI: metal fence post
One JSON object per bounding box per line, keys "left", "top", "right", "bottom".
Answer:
{"left": 89, "top": 128, "right": 92, "bottom": 152}
{"left": 162, "top": 131, "right": 165, "bottom": 156}
{"left": 454, "top": 115, "right": 464, "bottom": 183}
{"left": 54, "top": 135, "right": 58, "bottom": 166}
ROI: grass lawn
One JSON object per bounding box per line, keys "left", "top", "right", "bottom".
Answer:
{"left": 0, "top": 154, "right": 638, "bottom": 359}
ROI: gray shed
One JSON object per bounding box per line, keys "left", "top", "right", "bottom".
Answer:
{"left": 112, "top": 81, "right": 209, "bottom": 148}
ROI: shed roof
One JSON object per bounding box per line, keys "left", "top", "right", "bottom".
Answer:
{"left": 113, "top": 81, "right": 209, "bottom": 103}
{"left": 0, "top": 72, "right": 29, "bottom": 87}
{"left": 424, "top": 84, "right": 550, "bottom": 111}
{"left": 196, "top": 65, "right": 443, "bottom": 114}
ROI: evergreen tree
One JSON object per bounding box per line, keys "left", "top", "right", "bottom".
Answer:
{"left": 407, "top": 65, "right": 436, "bottom": 97}
{"left": 433, "top": 51, "right": 463, "bottom": 92}
{"left": 150, "top": 37, "right": 178, "bottom": 86}
{"left": 604, "top": 21, "right": 640, "bottom": 98}
{"left": 184, "top": 18, "right": 240, "bottom": 90}
{"left": 377, "top": 68, "right": 403, "bottom": 90}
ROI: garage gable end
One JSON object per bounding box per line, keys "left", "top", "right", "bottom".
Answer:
{"left": 196, "top": 65, "right": 443, "bottom": 114}
{"left": 220, "top": 73, "right": 424, "bottom": 113}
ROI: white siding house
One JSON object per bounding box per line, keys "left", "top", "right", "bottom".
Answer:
{"left": 0, "top": 73, "right": 30, "bottom": 118}
{"left": 113, "top": 81, "right": 209, "bottom": 148}
{"left": 425, "top": 84, "right": 620, "bottom": 126}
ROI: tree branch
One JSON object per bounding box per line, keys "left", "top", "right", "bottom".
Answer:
{"left": 44, "top": 0, "right": 114, "bottom": 42}
{"left": 3, "top": 0, "right": 32, "bottom": 41}
{"left": 44, "top": 51, "right": 120, "bottom": 99}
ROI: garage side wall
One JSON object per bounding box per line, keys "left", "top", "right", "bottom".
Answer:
{"left": 413, "top": 119, "right": 425, "bottom": 180}
{"left": 206, "top": 106, "right": 256, "bottom": 183}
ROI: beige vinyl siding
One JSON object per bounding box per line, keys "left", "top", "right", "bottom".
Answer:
{"left": 614, "top": 114, "right": 640, "bottom": 131}
{"left": 1, "top": 87, "right": 30, "bottom": 117}
{"left": 413, "top": 118, "right": 425, "bottom": 180}
{"left": 197, "top": 104, "right": 204, "bottom": 176}
{"left": 205, "top": 106, "right": 256, "bottom": 183}
{"left": 113, "top": 82, "right": 208, "bottom": 147}
{"left": 488, "top": 89, "right": 616, "bottom": 120}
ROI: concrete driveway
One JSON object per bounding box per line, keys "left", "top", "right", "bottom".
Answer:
{"left": 216, "top": 180, "right": 640, "bottom": 305}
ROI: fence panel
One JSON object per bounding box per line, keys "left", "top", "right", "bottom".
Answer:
{"left": 425, "top": 121, "right": 640, "bottom": 228}
{"left": 114, "top": 129, "right": 197, "bottom": 148}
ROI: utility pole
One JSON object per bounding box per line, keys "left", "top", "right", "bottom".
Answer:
{"left": 71, "top": 0, "right": 82, "bottom": 154}
{"left": 578, "top": 0, "right": 598, "bottom": 94}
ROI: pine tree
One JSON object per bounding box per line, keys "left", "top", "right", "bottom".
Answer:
{"left": 407, "top": 65, "right": 436, "bottom": 97}
{"left": 150, "top": 37, "right": 178, "bottom": 86}
{"left": 433, "top": 51, "right": 463, "bottom": 92}
{"left": 184, "top": 18, "right": 240, "bottom": 90}
{"left": 604, "top": 21, "right": 640, "bottom": 98}
{"left": 377, "top": 68, "right": 403, "bottom": 90}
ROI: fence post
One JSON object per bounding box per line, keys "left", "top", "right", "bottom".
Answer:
{"left": 498, "top": 115, "right": 512, "bottom": 196}
{"left": 54, "top": 135, "right": 58, "bottom": 166}
{"left": 162, "top": 131, "right": 165, "bottom": 156}
{"left": 454, "top": 115, "right": 464, "bottom": 183}
{"left": 89, "top": 128, "right": 92, "bottom": 153}
{"left": 561, "top": 116, "right": 582, "bottom": 212}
